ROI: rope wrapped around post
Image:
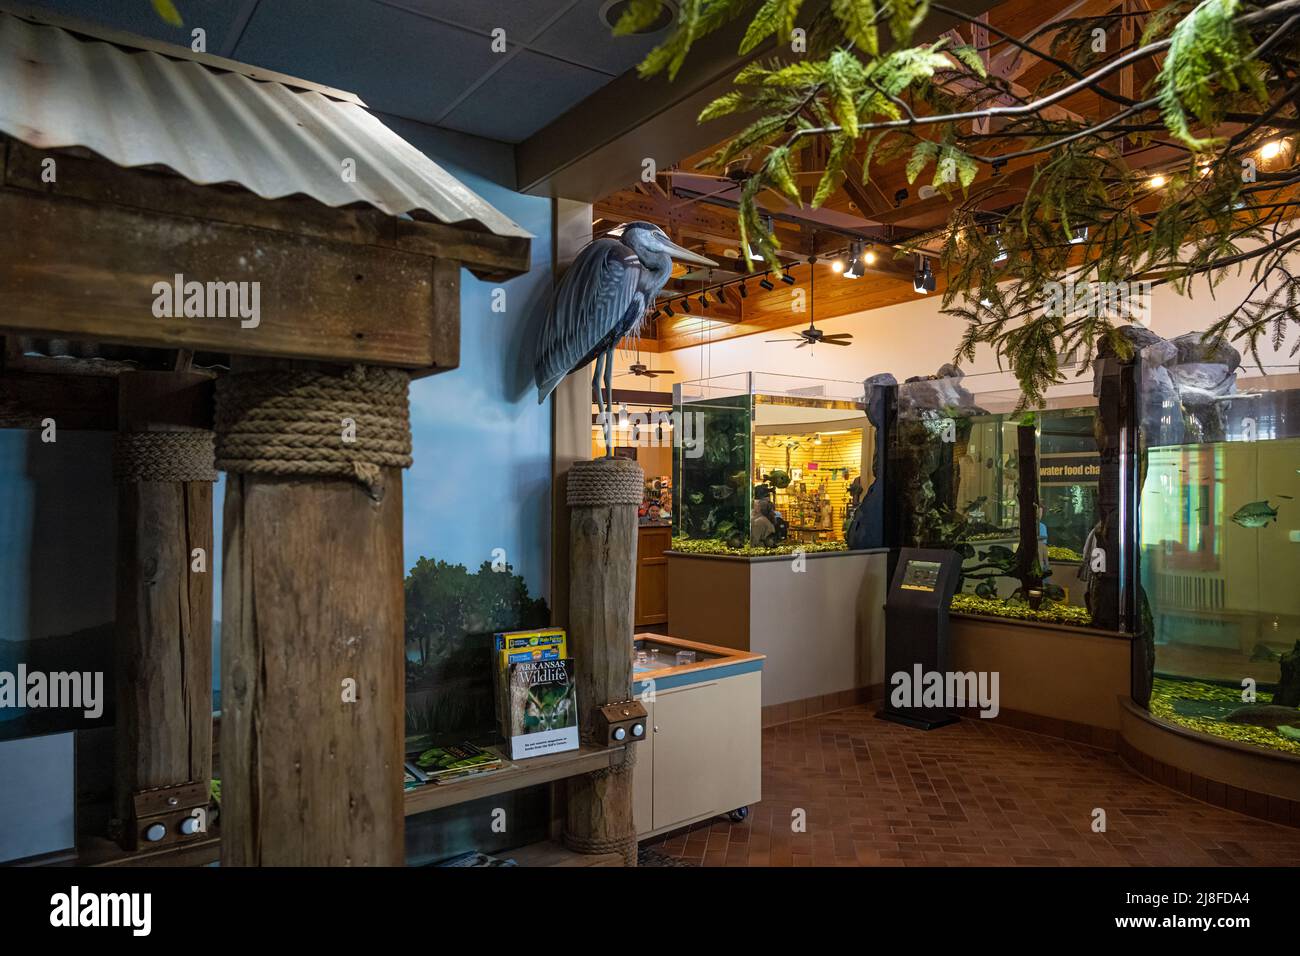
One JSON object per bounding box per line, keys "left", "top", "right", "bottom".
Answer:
{"left": 214, "top": 365, "right": 412, "bottom": 491}
{"left": 113, "top": 432, "right": 217, "bottom": 483}
{"left": 566, "top": 457, "right": 644, "bottom": 507}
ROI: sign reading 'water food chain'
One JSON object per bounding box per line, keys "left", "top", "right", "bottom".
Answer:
{"left": 1038, "top": 455, "right": 1102, "bottom": 482}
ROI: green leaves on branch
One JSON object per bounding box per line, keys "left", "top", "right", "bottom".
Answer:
{"left": 830, "top": 0, "right": 880, "bottom": 55}
{"left": 1156, "top": 0, "right": 1268, "bottom": 150}
{"left": 740, "top": 0, "right": 806, "bottom": 54}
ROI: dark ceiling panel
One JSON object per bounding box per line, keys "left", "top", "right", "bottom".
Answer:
{"left": 17, "top": 0, "right": 250, "bottom": 49}
{"left": 439, "top": 49, "right": 610, "bottom": 143}
{"left": 529, "top": 0, "right": 664, "bottom": 76}
{"left": 232, "top": 0, "right": 502, "bottom": 125}
{"left": 379, "top": 0, "right": 577, "bottom": 38}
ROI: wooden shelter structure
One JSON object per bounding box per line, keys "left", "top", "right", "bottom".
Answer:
{"left": 0, "top": 6, "right": 530, "bottom": 865}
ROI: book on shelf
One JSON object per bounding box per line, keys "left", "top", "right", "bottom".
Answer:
{"left": 504, "top": 656, "right": 578, "bottom": 761}
{"left": 492, "top": 627, "right": 567, "bottom": 740}
{"left": 408, "top": 742, "right": 503, "bottom": 784}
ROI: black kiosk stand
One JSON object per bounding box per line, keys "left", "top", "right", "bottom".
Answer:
{"left": 876, "top": 547, "right": 962, "bottom": 730}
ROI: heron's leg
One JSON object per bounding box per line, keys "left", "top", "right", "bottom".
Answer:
{"left": 603, "top": 345, "right": 615, "bottom": 458}
{"left": 592, "top": 350, "right": 610, "bottom": 456}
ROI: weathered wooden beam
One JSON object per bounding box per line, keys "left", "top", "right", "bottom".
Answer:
{"left": 0, "top": 370, "right": 118, "bottom": 430}
{"left": 113, "top": 372, "right": 215, "bottom": 848}
{"left": 0, "top": 186, "right": 454, "bottom": 371}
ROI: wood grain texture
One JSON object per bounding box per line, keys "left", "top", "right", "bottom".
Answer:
{"left": 0, "top": 186, "right": 449, "bottom": 370}
{"left": 113, "top": 372, "right": 216, "bottom": 836}
{"left": 563, "top": 478, "right": 640, "bottom": 864}
{"left": 114, "top": 480, "right": 214, "bottom": 825}
{"left": 220, "top": 469, "right": 404, "bottom": 866}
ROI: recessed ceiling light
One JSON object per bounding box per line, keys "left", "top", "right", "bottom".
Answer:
{"left": 1147, "top": 173, "right": 1167, "bottom": 189}
{"left": 600, "top": 0, "right": 676, "bottom": 34}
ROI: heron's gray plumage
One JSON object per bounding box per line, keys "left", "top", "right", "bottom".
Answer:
{"left": 533, "top": 222, "right": 715, "bottom": 455}
{"left": 535, "top": 237, "right": 644, "bottom": 404}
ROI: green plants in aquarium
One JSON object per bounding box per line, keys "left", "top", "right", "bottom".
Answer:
{"left": 1139, "top": 363, "right": 1300, "bottom": 755}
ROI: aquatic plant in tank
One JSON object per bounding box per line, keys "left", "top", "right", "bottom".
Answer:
{"left": 884, "top": 366, "right": 1101, "bottom": 624}
{"left": 673, "top": 373, "right": 869, "bottom": 554}
{"left": 1136, "top": 334, "right": 1300, "bottom": 754}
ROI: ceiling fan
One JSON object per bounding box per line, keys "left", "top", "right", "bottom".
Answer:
{"left": 764, "top": 255, "right": 853, "bottom": 348}
{"left": 766, "top": 318, "right": 853, "bottom": 348}
{"left": 616, "top": 354, "right": 674, "bottom": 379}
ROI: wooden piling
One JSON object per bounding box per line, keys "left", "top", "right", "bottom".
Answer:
{"left": 562, "top": 456, "right": 642, "bottom": 865}
{"left": 113, "top": 371, "right": 215, "bottom": 841}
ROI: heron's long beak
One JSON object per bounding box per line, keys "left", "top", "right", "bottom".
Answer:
{"left": 660, "top": 238, "right": 716, "bottom": 267}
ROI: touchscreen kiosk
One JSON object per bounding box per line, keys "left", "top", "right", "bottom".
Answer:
{"left": 877, "top": 547, "right": 962, "bottom": 730}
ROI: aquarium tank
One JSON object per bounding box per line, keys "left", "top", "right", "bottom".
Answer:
{"left": 1138, "top": 364, "right": 1300, "bottom": 755}
{"left": 888, "top": 369, "right": 1102, "bottom": 626}
{"left": 672, "top": 373, "right": 871, "bottom": 554}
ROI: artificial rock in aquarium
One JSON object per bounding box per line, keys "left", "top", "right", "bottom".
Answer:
{"left": 1220, "top": 704, "right": 1300, "bottom": 729}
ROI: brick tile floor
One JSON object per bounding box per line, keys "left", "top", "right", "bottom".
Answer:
{"left": 644, "top": 704, "right": 1300, "bottom": 867}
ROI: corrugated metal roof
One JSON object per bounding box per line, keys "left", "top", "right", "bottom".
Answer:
{"left": 0, "top": 9, "right": 532, "bottom": 239}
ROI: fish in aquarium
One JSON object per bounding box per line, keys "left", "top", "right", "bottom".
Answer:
{"left": 1230, "top": 500, "right": 1279, "bottom": 528}
{"left": 710, "top": 484, "right": 735, "bottom": 500}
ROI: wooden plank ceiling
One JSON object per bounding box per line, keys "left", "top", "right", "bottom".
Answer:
{"left": 597, "top": 0, "right": 1186, "bottom": 351}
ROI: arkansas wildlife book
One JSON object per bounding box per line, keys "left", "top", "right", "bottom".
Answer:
{"left": 493, "top": 627, "right": 567, "bottom": 737}
{"left": 505, "top": 657, "right": 578, "bottom": 761}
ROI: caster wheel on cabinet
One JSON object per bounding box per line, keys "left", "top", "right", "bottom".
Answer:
{"left": 727, "top": 806, "right": 749, "bottom": 823}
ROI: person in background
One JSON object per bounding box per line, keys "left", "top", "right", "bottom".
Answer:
{"left": 751, "top": 495, "right": 777, "bottom": 547}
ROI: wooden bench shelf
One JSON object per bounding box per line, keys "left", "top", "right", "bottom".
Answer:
{"left": 403, "top": 744, "right": 628, "bottom": 817}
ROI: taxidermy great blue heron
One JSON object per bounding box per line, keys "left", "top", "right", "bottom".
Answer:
{"left": 535, "top": 221, "right": 715, "bottom": 455}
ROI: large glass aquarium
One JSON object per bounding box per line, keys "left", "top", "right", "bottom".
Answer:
{"left": 1139, "top": 370, "right": 1300, "bottom": 755}
{"left": 889, "top": 372, "right": 1101, "bottom": 626}
{"left": 672, "top": 373, "right": 871, "bottom": 554}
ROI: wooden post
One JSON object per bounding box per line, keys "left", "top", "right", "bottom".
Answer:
{"left": 563, "top": 456, "right": 642, "bottom": 865}
{"left": 113, "top": 371, "right": 215, "bottom": 843}
{"left": 217, "top": 363, "right": 407, "bottom": 866}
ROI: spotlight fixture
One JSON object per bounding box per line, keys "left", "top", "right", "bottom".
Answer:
{"left": 738, "top": 282, "right": 748, "bottom": 299}
{"left": 698, "top": 294, "right": 708, "bottom": 310}
{"left": 716, "top": 288, "right": 729, "bottom": 305}
{"left": 664, "top": 304, "right": 674, "bottom": 318}
{"left": 831, "top": 259, "right": 844, "bottom": 273}
{"left": 913, "top": 256, "right": 936, "bottom": 294}
{"left": 893, "top": 188, "right": 908, "bottom": 207}
{"left": 759, "top": 275, "right": 775, "bottom": 291}
{"left": 1069, "top": 226, "right": 1088, "bottom": 244}
{"left": 1260, "top": 139, "right": 1283, "bottom": 161}
{"left": 651, "top": 308, "right": 662, "bottom": 319}
{"left": 843, "top": 241, "right": 865, "bottom": 279}
{"left": 863, "top": 247, "right": 877, "bottom": 265}
{"left": 681, "top": 298, "right": 692, "bottom": 314}
{"left": 780, "top": 272, "right": 795, "bottom": 285}
{"left": 1147, "top": 172, "right": 1167, "bottom": 189}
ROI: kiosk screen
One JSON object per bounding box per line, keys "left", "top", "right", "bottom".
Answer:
{"left": 899, "top": 560, "right": 941, "bottom": 592}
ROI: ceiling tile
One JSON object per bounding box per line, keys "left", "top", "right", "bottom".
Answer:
{"left": 19, "top": 0, "right": 249, "bottom": 50}
{"left": 380, "top": 0, "right": 577, "bottom": 39}
{"left": 530, "top": 0, "right": 666, "bottom": 75}
{"left": 231, "top": 0, "right": 503, "bottom": 125}
{"left": 438, "top": 50, "right": 610, "bottom": 143}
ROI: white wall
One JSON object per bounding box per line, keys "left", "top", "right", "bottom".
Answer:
{"left": 627, "top": 260, "right": 1300, "bottom": 394}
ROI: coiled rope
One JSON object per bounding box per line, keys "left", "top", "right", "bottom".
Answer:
{"left": 214, "top": 365, "right": 412, "bottom": 490}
